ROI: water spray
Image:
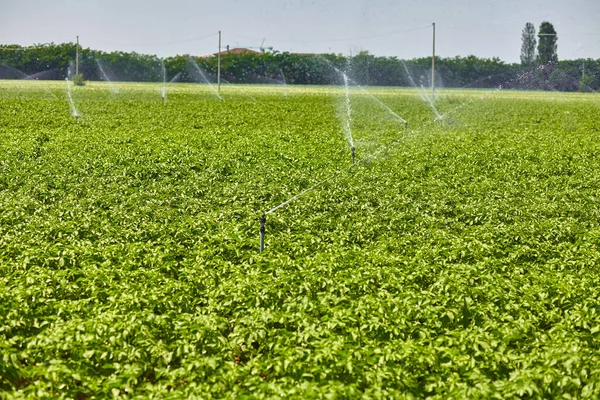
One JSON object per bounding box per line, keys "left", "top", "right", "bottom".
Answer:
{"left": 257, "top": 58, "right": 550, "bottom": 253}
{"left": 401, "top": 62, "right": 443, "bottom": 121}
{"left": 66, "top": 77, "right": 79, "bottom": 123}
{"left": 189, "top": 58, "right": 223, "bottom": 101}
{"left": 161, "top": 59, "right": 167, "bottom": 104}
{"left": 259, "top": 214, "right": 266, "bottom": 253}
{"left": 96, "top": 59, "right": 119, "bottom": 94}
{"left": 326, "top": 62, "right": 409, "bottom": 141}
{"left": 341, "top": 72, "right": 354, "bottom": 151}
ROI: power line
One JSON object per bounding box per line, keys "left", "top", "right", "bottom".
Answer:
{"left": 238, "top": 25, "right": 431, "bottom": 45}
{"left": 0, "top": 32, "right": 220, "bottom": 51}
{"left": 117, "top": 32, "right": 219, "bottom": 47}
{"left": 304, "top": 25, "right": 432, "bottom": 43}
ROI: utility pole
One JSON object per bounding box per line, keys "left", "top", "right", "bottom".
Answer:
{"left": 76, "top": 35, "right": 79, "bottom": 76}
{"left": 582, "top": 61, "right": 585, "bottom": 80}
{"left": 217, "top": 31, "right": 221, "bottom": 94}
{"left": 431, "top": 23, "right": 435, "bottom": 97}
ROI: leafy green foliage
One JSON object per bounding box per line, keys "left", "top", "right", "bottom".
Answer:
{"left": 1, "top": 81, "right": 600, "bottom": 398}
{"left": 2, "top": 42, "right": 599, "bottom": 90}
{"left": 520, "top": 22, "right": 536, "bottom": 67}
{"left": 538, "top": 21, "right": 558, "bottom": 64}
{"left": 580, "top": 74, "right": 595, "bottom": 92}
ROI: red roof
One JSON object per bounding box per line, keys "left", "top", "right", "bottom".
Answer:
{"left": 214, "top": 48, "right": 261, "bottom": 56}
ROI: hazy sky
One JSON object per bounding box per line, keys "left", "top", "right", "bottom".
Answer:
{"left": 2, "top": 0, "right": 599, "bottom": 62}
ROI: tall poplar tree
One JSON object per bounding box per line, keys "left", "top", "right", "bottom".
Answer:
{"left": 520, "top": 22, "right": 537, "bottom": 67}
{"left": 537, "top": 21, "right": 558, "bottom": 64}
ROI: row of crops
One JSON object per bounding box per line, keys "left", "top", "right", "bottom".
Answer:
{"left": 1, "top": 80, "right": 600, "bottom": 397}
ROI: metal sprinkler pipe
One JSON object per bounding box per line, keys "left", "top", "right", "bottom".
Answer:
{"left": 259, "top": 214, "right": 266, "bottom": 253}
{"left": 404, "top": 122, "right": 408, "bottom": 133}
{"left": 351, "top": 146, "right": 355, "bottom": 165}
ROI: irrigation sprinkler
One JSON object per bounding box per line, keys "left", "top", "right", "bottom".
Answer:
{"left": 255, "top": 60, "right": 540, "bottom": 254}
{"left": 259, "top": 214, "right": 266, "bottom": 253}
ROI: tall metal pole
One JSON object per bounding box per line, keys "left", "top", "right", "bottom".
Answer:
{"left": 76, "top": 35, "right": 79, "bottom": 76}
{"left": 217, "top": 31, "right": 221, "bottom": 94}
{"left": 431, "top": 23, "right": 435, "bottom": 98}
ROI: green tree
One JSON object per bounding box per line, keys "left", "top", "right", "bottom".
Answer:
{"left": 537, "top": 21, "right": 558, "bottom": 64}
{"left": 520, "top": 22, "right": 536, "bottom": 67}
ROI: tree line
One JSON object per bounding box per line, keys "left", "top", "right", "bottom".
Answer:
{"left": 0, "top": 41, "right": 597, "bottom": 91}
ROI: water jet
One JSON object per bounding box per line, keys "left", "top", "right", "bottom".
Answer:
{"left": 65, "top": 75, "right": 80, "bottom": 122}
{"left": 401, "top": 62, "right": 443, "bottom": 121}
{"left": 161, "top": 59, "right": 166, "bottom": 103}
{"left": 96, "top": 59, "right": 119, "bottom": 94}
{"left": 341, "top": 71, "right": 354, "bottom": 149}
{"left": 189, "top": 58, "right": 223, "bottom": 101}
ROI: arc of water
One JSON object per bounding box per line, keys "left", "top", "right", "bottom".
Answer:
{"left": 24, "top": 70, "right": 54, "bottom": 80}
{"left": 344, "top": 76, "right": 407, "bottom": 124}
{"left": 96, "top": 59, "right": 119, "bottom": 94}
{"left": 279, "top": 69, "right": 289, "bottom": 99}
{"left": 65, "top": 77, "right": 79, "bottom": 119}
{"left": 161, "top": 59, "right": 167, "bottom": 102}
{"left": 27, "top": 70, "right": 60, "bottom": 99}
{"left": 1, "top": 64, "right": 27, "bottom": 79}
{"left": 2, "top": 65, "right": 59, "bottom": 98}
{"left": 189, "top": 58, "right": 223, "bottom": 100}
{"left": 324, "top": 59, "right": 408, "bottom": 124}
{"left": 170, "top": 72, "right": 181, "bottom": 83}
{"left": 325, "top": 60, "right": 410, "bottom": 149}
{"left": 342, "top": 72, "right": 354, "bottom": 148}
{"left": 401, "top": 62, "right": 443, "bottom": 121}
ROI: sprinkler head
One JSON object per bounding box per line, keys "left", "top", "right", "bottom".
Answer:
{"left": 351, "top": 146, "right": 355, "bottom": 165}
{"left": 260, "top": 214, "right": 266, "bottom": 229}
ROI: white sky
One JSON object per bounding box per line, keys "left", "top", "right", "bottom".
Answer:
{"left": 1, "top": 0, "right": 599, "bottom": 62}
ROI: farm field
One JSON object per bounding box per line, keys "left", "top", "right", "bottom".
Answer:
{"left": 1, "top": 80, "right": 600, "bottom": 398}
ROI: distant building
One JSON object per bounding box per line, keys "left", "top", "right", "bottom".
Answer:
{"left": 213, "top": 47, "right": 262, "bottom": 56}
{"left": 207, "top": 47, "right": 323, "bottom": 58}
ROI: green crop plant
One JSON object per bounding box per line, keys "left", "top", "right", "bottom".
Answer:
{"left": 1, "top": 80, "right": 600, "bottom": 398}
